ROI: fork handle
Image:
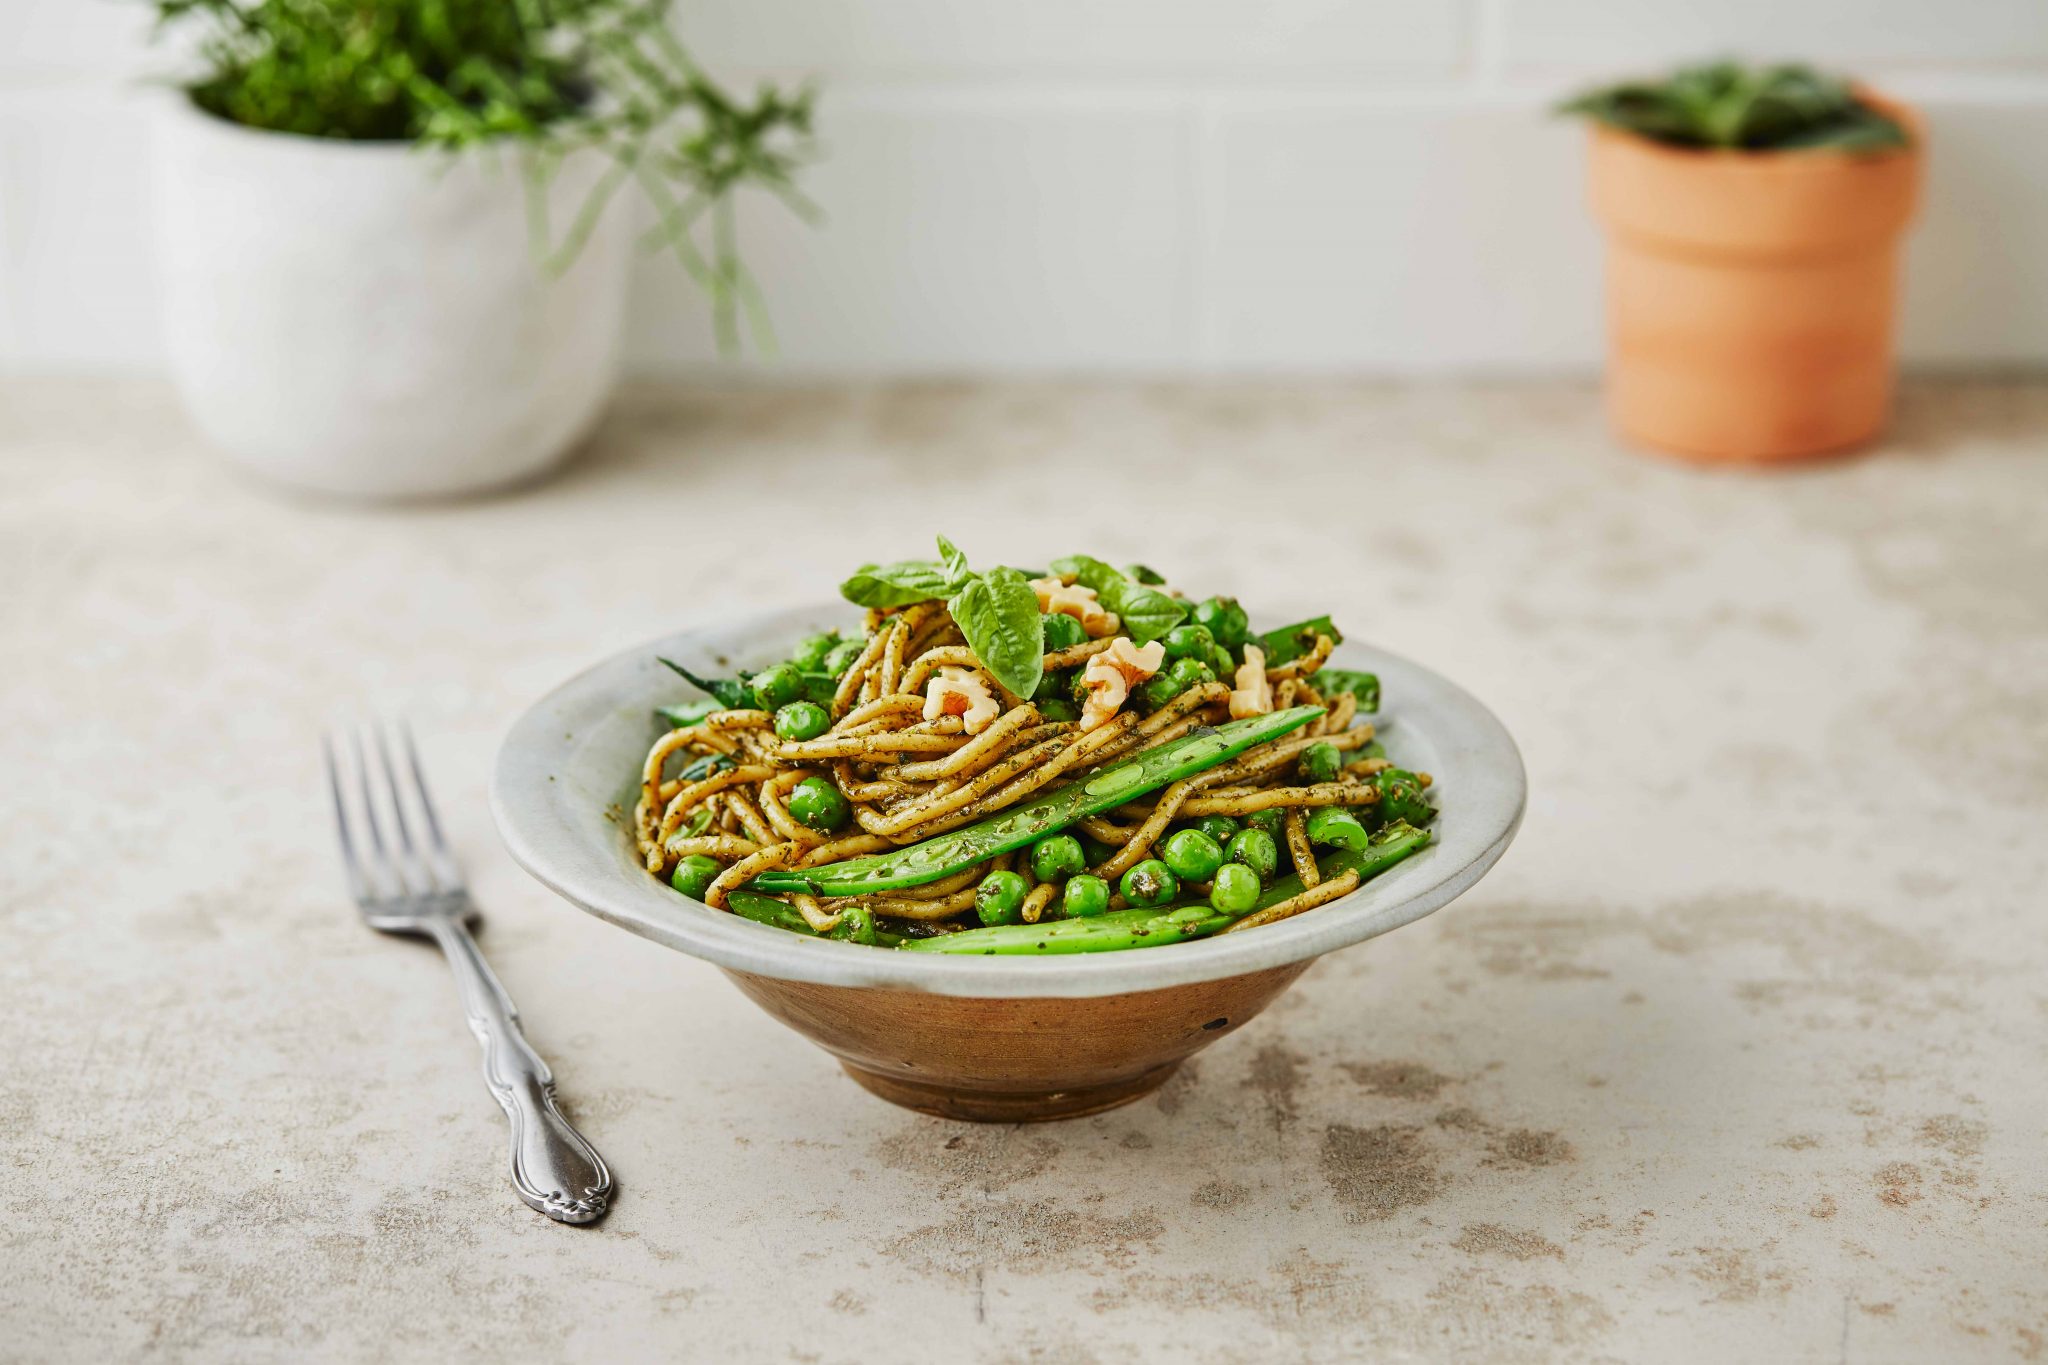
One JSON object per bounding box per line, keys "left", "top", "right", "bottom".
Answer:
{"left": 428, "top": 919, "right": 613, "bottom": 1224}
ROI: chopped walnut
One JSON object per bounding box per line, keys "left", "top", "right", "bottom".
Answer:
{"left": 1080, "top": 637, "right": 1166, "bottom": 732}
{"left": 1029, "top": 576, "right": 1121, "bottom": 639}
{"left": 1229, "top": 644, "right": 1273, "bottom": 719}
{"left": 923, "top": 667, "right": 1001, "bottom": 735}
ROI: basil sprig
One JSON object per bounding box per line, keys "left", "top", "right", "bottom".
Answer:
{"left": 838, "top": 536, "right": 1045, "bottom": 699}
{"left": 1048, "top": 554, "right": 1186, "bottom": 643}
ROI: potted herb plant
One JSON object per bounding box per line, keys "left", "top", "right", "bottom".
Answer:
{"left": 1560, "top": 62, "right": 1922, "bottom": 463}
{"left": 150, "top": 0, "right": 814, "bottom": 499}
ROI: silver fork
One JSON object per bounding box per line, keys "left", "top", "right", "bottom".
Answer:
{"left": 323, "top": 721, "right": 613, "bottom": 1225}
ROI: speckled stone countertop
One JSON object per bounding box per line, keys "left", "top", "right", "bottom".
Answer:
{"left": 6, "top": 379, "right": 2045, "bottom": 1363}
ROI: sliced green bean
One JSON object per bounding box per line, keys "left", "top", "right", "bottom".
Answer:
{"left": 903, "top": 821, "right": 1432, "bottom": 955}
{"left": 748, "top": 706, "right": 1325, "bottom": 898}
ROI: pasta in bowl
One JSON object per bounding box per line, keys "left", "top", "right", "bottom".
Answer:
{"left": 493, "top": 542, "right": 1525, "bottom": 1120}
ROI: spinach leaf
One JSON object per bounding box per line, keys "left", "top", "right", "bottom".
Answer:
{"left": 949, "top": 566, "right": 1045, "bottom": 700}
{"left": 1049, "top": 554, "right": 1187, "bottom": 643}
{"left": 1259, "top": 616, "right": 1343, "bottom": 666}
{"left": 658, "top": 657, "right": 753, "bottom": 710}
{"left": 1315, "top": 668, "right": 1380, "bottom": 714}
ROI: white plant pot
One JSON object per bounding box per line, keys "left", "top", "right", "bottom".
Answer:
{"left": 151, "top": 95, "right": 630, "bottom": 500}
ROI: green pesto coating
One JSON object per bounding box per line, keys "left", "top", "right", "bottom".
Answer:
{"left": 747, "top": 706, "right": 1324, "bottom": 897}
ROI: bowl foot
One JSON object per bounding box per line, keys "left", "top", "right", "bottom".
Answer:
{"left": 839, "top": 1060, "right": 1181, "bottom": 1123}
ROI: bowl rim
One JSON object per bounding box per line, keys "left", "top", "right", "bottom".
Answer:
{"left": 491, "top": 602, "right": 1526, "bottom": 999}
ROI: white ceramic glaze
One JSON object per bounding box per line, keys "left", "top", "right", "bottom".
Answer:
{"left": 150, "top": 94, "right": 629, "bottom": 501}
{"left": 492, "top": 604, "right": 1526, "bottom": 998}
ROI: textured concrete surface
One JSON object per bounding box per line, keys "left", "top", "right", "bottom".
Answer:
{"left": 4, "top": 379, "right": 2045, "bottom": 1362}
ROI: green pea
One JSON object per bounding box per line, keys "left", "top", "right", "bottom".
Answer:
{"left": 1299, "top": 741, "right": 1342, "bottom": 785}
{"left": 1136, "top": 674, "right": 1182, "bottom": 712}
{"left": 1162, "top": 623, "right": 1214, "bottom": 661}
{"left": 788, "top": 776, "right": 850, "bottom": 832}
{"left": 791, "top": 632, "right": 839, "bottom": 671}
{"left": 1063, "top": 874, "right": 1111, "bottom": 919}
{"left": 1226, "top": 827, "right": 1279, "bottom": 881}
{"left": 1033, "top": 667, "right": 1073, "bottom": 703}
{"left": 1167, "top": 658, "right": 1215, "bottom": 691}
{"left": 670, "top": 855, "right": 723, "bottom": 901}
{"left": 1371, "top": 769, "right": 1435, "bottom": 827}
{"left": 1078, "top": 833, "right": 1117, "bottom": 869}
{"left": 1244, "top": 808, "right": 1285, "bottom": 836}
{"left": 1192, "top": 596, "right": 1251, "bottom": 649}
{"left": 975, "top": 870, "right": 1029, "bottom": 926}
{"left": 773, "top": 700, "right": 831, "bottom": 741}
{"left": 1030, "top": 834, "right": 1087, "bottom": 884}
{"left": 1208, "top": 642, "right": 1238, "bottom": 678}
{"left": 1119, "top": 859, "right": 1179, "bottom": 909}
{"left": 1040, "top": 612, "right": 1087, "bottom": 651}
{"left": 1210, "top": 862, "right": 1261, "bottom": 915}
{"left": 1160, "top": 828, "right": 1224, "bottom": 883}
{"left": 750, "top": 661, "right": 806, "bottom": 710}
{"left": 1194, "top": 815, "right": 1241, "bottom": 844}
{"left": 827, "top": 905, "right": 878, "bottom": 945}
{"left": 1039, "top": 698, "right": 1080, "bottom": 724}
{"left": 821, "top": 640, "right": 864, "bottom": 677}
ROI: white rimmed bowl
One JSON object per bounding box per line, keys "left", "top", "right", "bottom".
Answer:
{"left": 492, "top": 603, "right": 1525, "bottom": 1121}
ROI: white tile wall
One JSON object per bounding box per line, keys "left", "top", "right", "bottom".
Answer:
{"left": 5, "top": 1, "right": 2048, "bottom": 374}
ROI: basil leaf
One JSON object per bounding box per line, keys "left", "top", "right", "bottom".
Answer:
{"left": 1123, "top": 563, "right": 1165, "bottom": 585}
{"left": 936, "top": 535, "right": 974, "bottom": 593}
{"left": 658, "top": 657, "right": 753, "bottom": 710}
{"left": 656, "top": 697, "right": 725, "bottom": 729}
{"left": 1048, "top": 554, "right": 1187, "bottom": 644}
{"left": 1259, "top": 616, "right": 1343, "bottom": 666}
{"left": 839, "top": 559, "right": 956, "bottom": 608}
{"left": 949, "top": 566, "right": 1044, "bottom": 699}
{"left": 1315, "top": 668, "right": 1380, "bottom": 714}
{"left": 797, "top": 671, "right": 838, "bottom": 706}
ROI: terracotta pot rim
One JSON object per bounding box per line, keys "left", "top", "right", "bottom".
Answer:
{"left": 492, "top": 601, "right": 1527, "bottom": 1000}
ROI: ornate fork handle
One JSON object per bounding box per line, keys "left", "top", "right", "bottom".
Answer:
{"left": 428, "top": 916, "right": 613, "bottom": 1224}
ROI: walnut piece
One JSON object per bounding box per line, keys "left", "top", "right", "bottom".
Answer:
{"left": 1080, "top": 637, "right": 1166, "bottom": 732}
{"left": 923, "top": 666, "right": 1001, "bottom": 735}
{"left": 1029, "top": 576, "right": 1121, "bottom": 639}
{"left": 1229, "top": 644, "right": 1273, "bottom": 719}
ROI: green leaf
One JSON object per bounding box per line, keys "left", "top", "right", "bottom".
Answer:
{"left": 839, "top": 559, "right": 957, "bottom": 608}
{"left": 1123, "top": 563, "right": 1165, "bottom": 585}
{"left": 936, "top": 535, "right": 974, "bottom": 593}
{"left": 949, "top": 566, "right": 1044, "bottom": 700}
{"left": 658, "top": 657, "right": 753, "bottom": 710}
{"left": 1314, "top": 669, "right": 1380, "bottom": 713}
{"left": 1259, "top": 616, "right": 1343, "bottom": 666}
{"left": 656, "top": 698, "right": 725, "bottom": 729}
{"left": 1049, "top": 554, "right": 1187, "bottom": 643}
{"left": 1557, "top": 60, "right": 1909, "bottom": 154}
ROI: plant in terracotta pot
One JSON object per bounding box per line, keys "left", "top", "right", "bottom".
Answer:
{"left": 1560, "top": 62, "right": 1923, "bottom": 463}
{"left": 150, "top": 0, "right": 816, "bottom": 499}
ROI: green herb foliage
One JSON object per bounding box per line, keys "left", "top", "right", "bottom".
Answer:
{"left": 153, "top": 0, "right": 817, "bottom": 353}
{"left": 1048, "top": 555, "right": 1187, "bottom": 644}
{"left": 1558, "top": 61, "right": 1907, "bottom": 152}
{"left": 838, "top": 537, "right": 1044, "bottom": 699}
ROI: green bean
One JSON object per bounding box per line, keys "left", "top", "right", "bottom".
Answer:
{"left": 902, "top": 822, "right": 1431, "bottom": 955}
{"left": 747, "top": 706, "right": 1324, "bottom": 897}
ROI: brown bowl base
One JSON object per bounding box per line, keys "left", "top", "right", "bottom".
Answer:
{"left": 839, "top": 1059, "right": 1181, "bottom": 1123}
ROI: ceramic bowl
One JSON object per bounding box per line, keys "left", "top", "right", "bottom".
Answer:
{"left": 492, "top": 604, "right": 1526, "bottom": 1122}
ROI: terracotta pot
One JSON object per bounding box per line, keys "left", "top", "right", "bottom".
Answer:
{"left": 1587, "top": 97, "right": 1924, "bottom": 463}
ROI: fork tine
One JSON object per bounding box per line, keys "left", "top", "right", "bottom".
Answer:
{"left": 324, "top": 733, "right": 372, "bottom": 907}
{"left": 350, "top": 726, "right": 405, "bottom": 899}
{"left": 373, "top": 722, "right": 438, "bottom": 895}
{"left": 399, "top": 721, "right": 468, "bottom": 893}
